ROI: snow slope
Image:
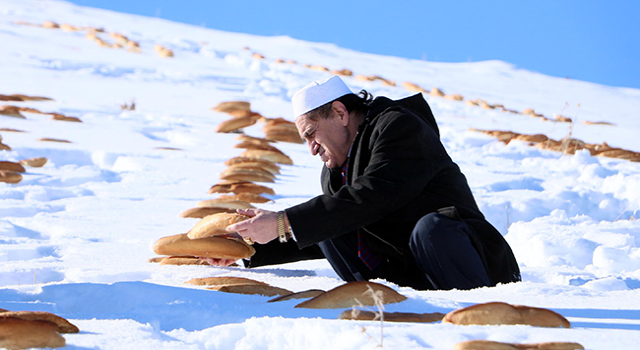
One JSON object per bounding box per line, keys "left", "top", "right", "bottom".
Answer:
{"left": 1, "top": 0, "right": 640, "bottom": 348}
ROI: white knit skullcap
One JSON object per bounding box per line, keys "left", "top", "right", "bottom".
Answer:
{"left": 291, "top": 75, "right": 354, "bottom": 118}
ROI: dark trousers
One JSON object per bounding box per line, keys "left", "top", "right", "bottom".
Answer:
{"left": 318, "top": 212, "right": 491, "bottom": 290}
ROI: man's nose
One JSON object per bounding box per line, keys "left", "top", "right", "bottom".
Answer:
{"left": 308, "top": 140, "right": 319, "bottom": 155}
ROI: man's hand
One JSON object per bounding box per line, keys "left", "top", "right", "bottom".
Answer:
{"left": 227, "top": 208, "right": 279, "bottom": 244}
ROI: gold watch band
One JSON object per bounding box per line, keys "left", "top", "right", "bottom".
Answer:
{"left": 277, "top": 211, "right": 290, "bottom": 243}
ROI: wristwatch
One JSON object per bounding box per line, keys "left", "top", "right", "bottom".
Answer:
{"left": 276, "top": 211, "right": 292, "bottom": 243}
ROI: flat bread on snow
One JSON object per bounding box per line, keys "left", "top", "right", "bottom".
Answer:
{"left": 267, "top": 289, "right": 325, "bottom": 303}
{"left": 442, "top": 302, "right": 570, "bottom": 328}
{"left": 215, "top": 115, "right": 260, "bottom": 133}
{"left": 212, "top": 193, "right": 271, "bottom": 204}
{"left": 186, "top": 276, "right": 268, "bottom": 287}
{"left": 195, "top": 199, "right": 256, "bottom": 210}
{"left": 207, "top": 181, "right": 276, "bottom": 195}
{"left": 207, "top": 284, "right": 292, "bottom": 297}
{"left": 0, "top": 311, "right": 79, "bottom": 333}
{"left": 219, "top": 168, "right": 276, "bottom": 183}
{"left": 212, "top": 101, "right": 251, "bottom": 113}
{"left": 234, "top": 141, "right": 285, "bottom": 154}
{"left": 295, "top": 281, "right": 407, "bottom": 309}
{"left": 265, "top": 131, "right": 304, "bottom": 144}
{"left": 239, "top": 149, "right": 293, "bottom": 165}
{"left": 0, "top": 170, "right": 22, "bottom": 184}
{"left": 0, "top": 105, "right": 26, "bottom": 118}
{"left": 338, "top": 310, "right": 445, "bottom": 323}
{"left": 153, "top": 233, "right": 255, "bottom": 260}
{"left": 221, "top": 166, "right": 276, "bottom": 179}
{"left": 453, "top": 340, "right": 584, "bottom": 350}
{"left": 0, "top": 318, "right": 66, "bottom": 349}
{"left": 0, "top": 161, "right": 26, "bottom": 172}
{"left": 224, "top": 157, "right": 281, "bottom": 175}
{"left": 19, "top": 157, "right": 48, "bottom": 167}
{"left": 159, "top": 256, "right": 209, "bottom": 266}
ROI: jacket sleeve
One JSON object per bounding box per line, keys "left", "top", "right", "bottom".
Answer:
{"left": 285, "top": 111, "right": 448, "bottom": 248}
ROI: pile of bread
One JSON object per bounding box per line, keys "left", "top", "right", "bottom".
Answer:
{"left": 1, "top": 103, "right": 82, "bottom": 123}
{"left": 14, "top": 20, "right": 169, "bottom": 56}
{"left": 338, "top": 298, "right": 583, "bottom": 349}
{"left": 0, "top": 144, "right": 48, "bottom": 185}
{"left": 0, "top": 308, "right": 79, "bottom": 349}
{"left": 152, "top": 212, "right": 256, "bottom": 265}
{"left": 177, "top": 100, "right": 297, "bottom": 220}
{"left": 212, "top": 100, "right": 303, "bottom": 144}
{"left": 178, "top": 273, "right": 583, "bottom": 349}
{"left": 470, "top": 128, "right": 640, "bottom": 162}
{"left": 239, "top": 46, "right": 614, "bottom": 128}
{"left": 151, "top": 100, "right": 301, "bottom": 265}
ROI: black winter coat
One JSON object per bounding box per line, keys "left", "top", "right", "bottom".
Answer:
{"left": 248, "top": 94, "right": 520, "bottom": 286}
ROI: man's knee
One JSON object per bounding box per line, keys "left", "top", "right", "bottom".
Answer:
{"left": 410, "top": 212, "right": 460, "bottom": 249}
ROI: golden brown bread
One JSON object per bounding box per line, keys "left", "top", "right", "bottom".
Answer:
{"left": 262, "top": 123, "right": 298, "bottom": 135}
{"left": 225, "top": 161, "right": 278, "bottom": 173}
{"left": 187, "top": 213, "right": 250, "bottom": 239}
{"left": 158, "top": 256, "right": 209, "bottom": 266}
{"left": 0, "top": 318, "right": 66, "bottom": 349}
{"left": 225, "top": 156, "right": 280, "bottom": 167}
{"left": 265, "top": 131, "right": 304, "bottom": 144}
{"left": 234, "top": 141, "right": 284, "bottom": 154}
{"left": 1, "top": 94, "right": 49, "bottom": 101}
{"left": 338, "top": 310, "right": 445, "bottom": 323}
{"left": 262, "top": 117, "right": 295, "bottom": 126}
{"left": 453, "top": 340, "right": 585, "bottom": 350}
{"left": 267, "top": 289, "right": 326, "bottom": 303}
{"left": 207, "top": 182, "right": 237, "bottom": 193}
{"left": 225, "top": 159, "right": 282, "bottom": 175}
{"left": 153, "top": 233, "right": 255, "bottom": 259}
{"left": 19, "top": 157, "right": 48, "bottom": 167}
{"left": 207, "top": 284, "right": 293, "bottom": 297}
{"left": 0, "top": 170, "right": 22, "bottom": 184}
{"left": 583, "top": 120, "right": 615, "bottom": 126}
{"left": 219, "top": 169, "right": 276, "bottom": 183}
{"left": 215, "top": 116, "right": 259, "bottom": 133}
{"left": 0, "top": 311, "right": 79, "bottom": 333}
{"left": 179, "top": 207, "right": 236, "bottom": 218}
{"left": 213, "top": 101, "right": 251, "bottom": 113}
{"left": 195, "top": 199, "right": 256, "bottom": 210}
{"left": 37, "top": 138, "right": 72, "bottom": 143}
{"left": 0, "top": 161, "right": 26, "bottom": 173}
{"left": 0, "top": 105, "right": 26, "bottom": 118}
{"left": 207, "top": 182, "right": 276, "bottom": 195}
{"left": 239, "top": 149, "right": 293, "bottom": 165}
{"left": 295, "top": 281, "right": 407, "bottom": 309}
{"left": 51, "top": 114, "right": 82, "bottom": 122}
{"left": 230, "top": 182, "right": 275, "bottom": 195}
{"left": 234, "top": 135, "right": 274, "bottom": 146}
{"left": 221, "top": 166, "right": 276, "bottom": 179}
{"left": 401, "top": 81, "right": 427, "bottom": 93}
{"left": 0, "top": 128, "right": 26, "bottom": 133}
{"left": 442, "top": 302, "right": 570, "bottom": 328}
{"left": 213, "top": 193, "right": 271, "bottom": 204}
{"left": 186, "top": 276, "right": 268, "bottom": 286}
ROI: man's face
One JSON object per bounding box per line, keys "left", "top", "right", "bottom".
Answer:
{"left": 295, "top": 108, "right": 351, "bottom": 168}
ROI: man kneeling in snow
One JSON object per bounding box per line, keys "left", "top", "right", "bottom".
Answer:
{"left": 206, "top": 76, "right": 521, "bottom": 290}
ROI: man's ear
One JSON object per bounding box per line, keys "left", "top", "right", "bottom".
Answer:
{"left": 331, "top": 101, "right": 349, "bottom": 126}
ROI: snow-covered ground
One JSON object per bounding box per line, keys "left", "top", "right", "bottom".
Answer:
{"left": 1, "top": 0, "right": 640, "bottom": 348}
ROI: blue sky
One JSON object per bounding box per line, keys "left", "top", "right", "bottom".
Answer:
{"left": 68, "top": 0, "right": 640, "bottom": 90}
